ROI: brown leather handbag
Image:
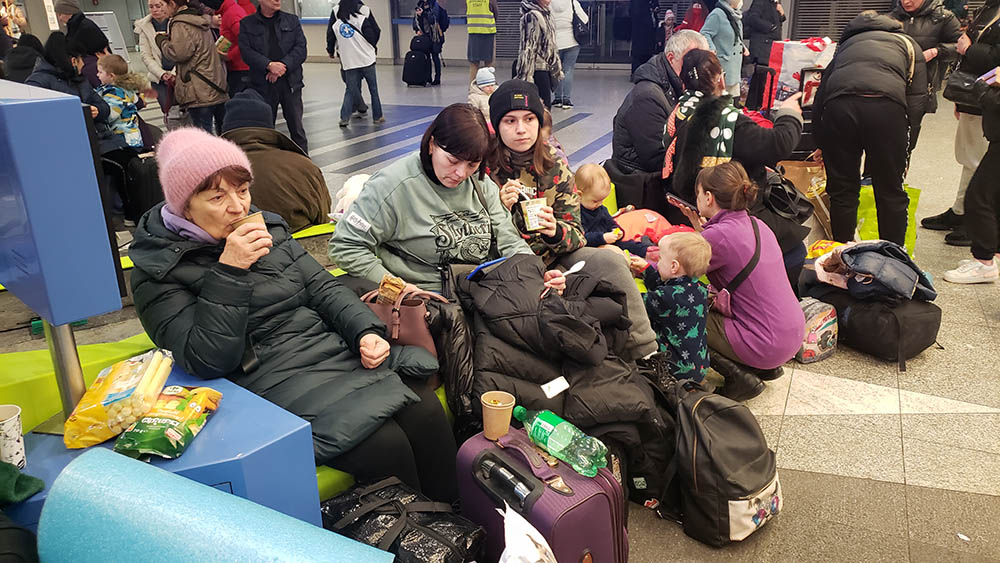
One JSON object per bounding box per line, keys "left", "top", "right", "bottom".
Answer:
{"left": 361, "top": 289, "right": 448, "bottom": 358}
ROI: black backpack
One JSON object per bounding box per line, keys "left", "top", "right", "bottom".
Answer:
{"left": 659, "top": 380, "right": 782, "bottom": 547}
{"left": 807, "top": 285, "right": 942, "bottom": 371}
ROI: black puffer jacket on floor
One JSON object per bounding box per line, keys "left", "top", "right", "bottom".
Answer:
{"left": 130, "top": 204, "right": 437, "bottom": 463}
{"left": 813, "top": 12, "right": 928, "bottom": 131}
{"left": 458, "top": 254, "right": 653, "bottom": 425}
{"left": 458, "top": 254, "right": 614, "bottom": 367}
{"left": 890, "top": 0, "right": 961, "bottom": 113}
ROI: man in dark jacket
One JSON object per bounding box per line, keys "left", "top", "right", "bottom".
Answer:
{"left": 238, "top": 0, "right": 309, "bottom": 152}
{"left": 609, "top": 30, "right": 707, "bottom": 214}
{"left": 922, "top": 0, "right": 1000, "bottom": 244}
{"left": 813, "top": 11, "right": 928, "bottom": 246}
{"left": 221, "top": 90, "right": 332, "bottom": 231}
{"left": 889, "top": 0, "right": 961, "bottom": 148}
{"left": 744, "top": 0, "right": 785, "bottom": 65}
{"left": 53, "top": 0, "right": 111, "bottom": 87}
{"left": 3, "top": 34, "right": 44, "bottom": 83}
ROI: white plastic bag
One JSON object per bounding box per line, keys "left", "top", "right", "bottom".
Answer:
{"left": 497, "top": 502, "right": 557, "bottom": 563}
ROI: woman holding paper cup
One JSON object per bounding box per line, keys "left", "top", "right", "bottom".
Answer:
{"left": 488, "top": 80, "right": 658, "bottom": 360}
{"left": 130, "top": 127, "right": 459, "bottom": 503}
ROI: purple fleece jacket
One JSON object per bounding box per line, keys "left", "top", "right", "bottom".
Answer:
{"left": 701, "top": 209, "right": 804, "bottom": 369}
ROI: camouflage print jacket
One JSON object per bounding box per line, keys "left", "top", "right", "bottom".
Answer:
{"left": 490, "top": 144, "right": 586, "bottom": 265}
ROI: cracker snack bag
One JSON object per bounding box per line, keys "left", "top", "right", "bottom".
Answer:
{"left": 63, "top": 350, "right": 174, "bottom": 449}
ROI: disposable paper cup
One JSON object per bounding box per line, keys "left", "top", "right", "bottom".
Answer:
{"left": 481, "top": 391, "right": 516, "bottom": 441}
{"left": 0, "top": 405, "right": 25, "bottom": 470}
{"left": 229, "top": 211, "right": 265, "bottom": 229}
{"left": 520, "top": 198, "right": 547, "bottom": 232}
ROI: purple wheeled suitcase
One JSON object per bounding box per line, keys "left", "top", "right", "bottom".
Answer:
{"left": 457, "top": 429, "right": 628, "bottom": 563}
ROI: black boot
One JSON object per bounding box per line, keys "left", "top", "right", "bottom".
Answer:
{"left": 751, "top": 366, "right": 785, "bottom": 381}
{"left": 710, "top": 353, "right": 765, "bottom": 402}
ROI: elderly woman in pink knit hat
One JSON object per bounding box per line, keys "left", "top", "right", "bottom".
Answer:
{"left": 129, "top": 128, "right": 459, "bottom": 503}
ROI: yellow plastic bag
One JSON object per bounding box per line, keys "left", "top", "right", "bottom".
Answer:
{"left": 806, "top": 240, "right": 845, "bottom": 259}
{"left": 63, "top": 350, "right": 174, "bottom": 449}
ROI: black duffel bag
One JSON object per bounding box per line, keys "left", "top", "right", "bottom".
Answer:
{"left": 806, "top": 285, "right": 941, "bottom": 371}
{"left": 321, "top": 477, "right": 485, "bottom": 562}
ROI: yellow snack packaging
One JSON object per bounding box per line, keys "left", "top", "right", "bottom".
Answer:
{"left": 63, "top": 349, "right": 174, "bottom": 449}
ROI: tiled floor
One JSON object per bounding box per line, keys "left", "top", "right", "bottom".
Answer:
{"left": 21, "top": 61, "right": 1000, "bottom": 560}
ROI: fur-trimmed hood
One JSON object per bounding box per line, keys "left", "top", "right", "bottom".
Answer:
{"left": 112, "top": 71, "right": 150, "bottom": 93}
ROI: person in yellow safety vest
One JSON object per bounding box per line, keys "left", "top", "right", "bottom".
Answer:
{"left": 466, "top": 0, "right": 498, "bottom": 83}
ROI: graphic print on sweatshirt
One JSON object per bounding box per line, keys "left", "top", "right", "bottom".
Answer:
{"left": 431, "top": 209, "right": 492, "bottom": 263}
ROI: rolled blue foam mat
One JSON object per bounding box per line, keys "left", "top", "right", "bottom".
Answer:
{"left": 37, "top": 448, "right": 393, "bottom": 562}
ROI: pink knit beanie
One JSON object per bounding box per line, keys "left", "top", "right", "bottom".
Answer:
{"left": 156, "top": 128, "right": 253, "bottom": 212}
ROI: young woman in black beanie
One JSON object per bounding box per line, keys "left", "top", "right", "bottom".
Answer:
{"left": 488, "top": 79, "right": 658, "bottom": 360}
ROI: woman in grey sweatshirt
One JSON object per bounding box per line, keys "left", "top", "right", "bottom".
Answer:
{"left": 330, "top": 104, "right": 565, "bottom": 292}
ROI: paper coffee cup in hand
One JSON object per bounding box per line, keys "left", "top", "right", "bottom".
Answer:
{"left": 0, "top": 405, "right": 26, "bottom": 470}
{"left": 520, "top": 199, "right": 547, "bottom": 232}
{"left": 481, "top": 391, "right": 516, "bottom": 440}
{"left": 229, "top": 211, "right": 265, "bottom": 229}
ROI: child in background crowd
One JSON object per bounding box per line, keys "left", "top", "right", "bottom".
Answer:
{"left": 633, "top": 231, "right": 712, "bottom": 381}
{"left": 540, "top": 109, "right": 569, "bottom": 165}
{"left": 576, "top": 163, "right": 655, "bottom": 256}
{"left": 468, "top": 66, "right": 496, "bottom": 130}
{"left": 96, "top": 54, "right": 148, "bottom": 149}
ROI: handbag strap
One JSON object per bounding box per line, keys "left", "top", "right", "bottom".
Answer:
{"left": 185, "top": 68, "right": 228, "bottom": 96}
{"left": 973, "top": 8, "right": 1000, "bottom": 42}
{"left": 469, "top": 177, "right": 501, "bottom": 261}
{"left": 725, "top": 215, "right": 761, "bottom": 294}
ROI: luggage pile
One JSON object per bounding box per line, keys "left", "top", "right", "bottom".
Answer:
{"left": 803, "top": 240, "right": 941, "bottom": 370}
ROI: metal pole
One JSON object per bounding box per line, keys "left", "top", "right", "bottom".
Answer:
{"left": 43, "top": 320, "right": 87, "bottom": 419}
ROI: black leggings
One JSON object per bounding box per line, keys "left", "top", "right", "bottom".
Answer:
{"left": 328, "top": 379, "right": 459, "bottom": 503}
{"left": 964, "top": 142, "right": 1000, "bottom": 261}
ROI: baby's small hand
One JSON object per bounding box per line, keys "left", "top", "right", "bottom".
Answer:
{"left": 628, "top": 256, "right": 648, "bottom": 276}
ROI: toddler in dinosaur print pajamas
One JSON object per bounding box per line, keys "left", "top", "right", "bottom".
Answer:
{"left": 633, "top": 232, "right": 713, "bottom": 381}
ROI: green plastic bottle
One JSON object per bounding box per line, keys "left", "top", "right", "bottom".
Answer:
{"left": 513, "top": 406, "right": 608, "bottom": 477}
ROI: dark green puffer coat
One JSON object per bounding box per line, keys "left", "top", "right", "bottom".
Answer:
{"left": 130, "top": 203, "right": 435, "bottom": 463}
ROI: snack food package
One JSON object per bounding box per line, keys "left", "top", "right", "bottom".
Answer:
{"left": 64, "top": 350, "right": 174, "bottom": 449}
{"left": 376, "top": 273, "right": 405, "bottom": 305}
{"left": 113, "top": 386, "right": 223, "bottom": 459}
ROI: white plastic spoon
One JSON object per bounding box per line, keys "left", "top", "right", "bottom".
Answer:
{"left": 541, "top": 261, "right": 585, "bottom": 298}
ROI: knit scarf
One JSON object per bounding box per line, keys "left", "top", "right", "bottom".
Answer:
{"left": 662, "top": 91, "right": 737, "bottom": 180}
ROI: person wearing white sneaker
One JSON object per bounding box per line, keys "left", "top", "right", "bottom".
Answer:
{"left": 944, "top": 258, "right": 999, "bottom": 284}
{"left": 947, "top": 76, "right": 1000, "bottom": 283}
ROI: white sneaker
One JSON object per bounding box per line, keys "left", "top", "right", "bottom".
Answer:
{"left": 944, "top": 259, "right": 999, "bottom": 284}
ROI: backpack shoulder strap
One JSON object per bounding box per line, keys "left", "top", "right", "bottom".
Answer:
{"left": 892, "top": 33, "right": 915, "bottom": 84}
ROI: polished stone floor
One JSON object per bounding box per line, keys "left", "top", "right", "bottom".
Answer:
{"left": 24, "top": 61, "right": 1000, "bottom": 560}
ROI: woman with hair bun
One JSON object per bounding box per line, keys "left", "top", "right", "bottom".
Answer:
{"left": 679, "top": 161, "right": 804, "bottom": 402}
